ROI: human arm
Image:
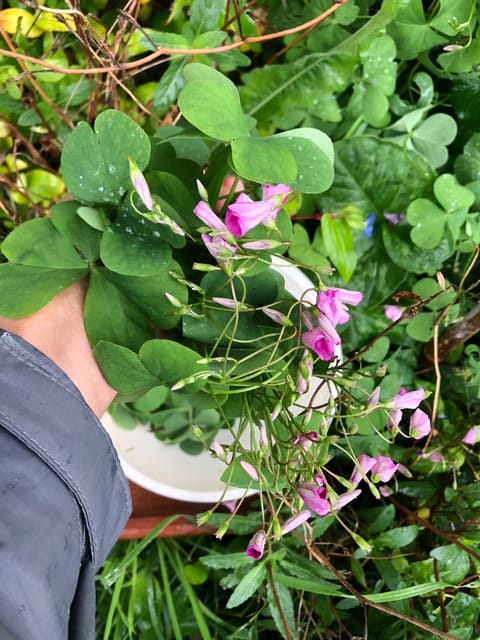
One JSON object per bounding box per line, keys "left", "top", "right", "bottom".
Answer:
{"left": 0, "top": 281, "right": 131, "bottom": 639}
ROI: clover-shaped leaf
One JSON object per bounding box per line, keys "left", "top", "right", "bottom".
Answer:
{"left": 61, "top": 110, "right": 151, "bottom": 206}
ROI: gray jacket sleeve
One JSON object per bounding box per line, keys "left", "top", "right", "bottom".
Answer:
{"left": 0, "top": 330, "right": 132, "bottom": 640}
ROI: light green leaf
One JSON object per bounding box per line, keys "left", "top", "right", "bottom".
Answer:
{"left": 226, "top": 562, "right": 266, "bottom": 609}
{"left": 406, "top": 312, "right": 436, "bottom": 342}
{"left": 140, "top": 30, "right": 190, "bottom": 50}
{"left": 179, "top": 65, "right": 254, "bottom": 141}
{"left": 430, "top": 544, "right": 471, "bottom": 583}
{"left": 61, "top": 110, "right": 151, "bottom": 205}
{"left": 321, "top": 214, "right": 356, "bottom": 282}
{"left": 434, "top": 173, "right": 474, "bottom": 212}
{"left": 407, "top": 198, "right": 445, "bottom": 249}
{"left": 275, "top": 128, "right": 334, "bottom": 193}
{"left": 375, "top": 525, "right": 420, "bottom": 549}
{"left": 231, "top": 136, "right": 297, "bottom": 186}
{"left": 76, "top": 206, "right": 109, "bottom": 232}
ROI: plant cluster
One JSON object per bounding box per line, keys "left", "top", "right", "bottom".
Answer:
{"left": 1, "top": 0, "right": 480, "bottom": 637}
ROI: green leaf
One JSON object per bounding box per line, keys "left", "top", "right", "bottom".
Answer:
{"left": 382, "top": 223, "right": 454, "bottom": 275}
{"left": 93, "top": 341, "right": 160, "bottom": 394}
{"left": 386, "top": 0, "right": 447, "bottom": 59}
{"left": 141, "top": 30, "right": 190, "bottom": 50}
{"left": 274, "top": 128, "right": 334, "bottom": 193}
{"left": 267, "top": 578, "right": 296, "bottom": 639}
{"left": 231, "top": 136, "right": 297, "bottom": 186}
{"left": 405, "top": 312, "right": 435, "bottom": 342}
{"left": 200, "top": 552, "right": 254, "bottom": 570}
{"left": 412, "top": 114, "right": 457, "bottom": 168}
{"left": 0, "top": 264, "right": 86, "bottom": 317}
{"left": 99, "top": 208, "right": 172, "bottom": 277}
{"left": 407, "top": 199, "right": 445, "bottom": 249}
{"left": 434, "top": 173, "right": 474, "bottom": 212}
{"left": 321, "top": 137, "right": 435, "bottom": 214}
{"left": 188, "top": 0, "right": 225, "bottom": 35}
{"left": 76, "top": 206, "right": 109, "bottom": 232}
{"left": 226, "top": 562, "right": 266, "bottom": 609}
{"left": 179, "top": 65, "right": 254, "bottom": 141}
{"left": 84, "top": 268, "right": 153, "bottom": 350}
{"left": 375, "top": 525, "right": 420, "bottom": 549}
{"left": 101, "top": 267, "right": 186, "bottom": 330}
{"left": 321, "top": 214, "right": 356, "bottom": 282}
{"left": 430, "top": 544, "right": 471, "bottom": 583}
{"left": 139, "top": 339, "right": 208, "bottom": 390}
{"left": 1, "top": 217, "right": 88, "bottom": 269}
{"left": 51, "top": 201, "right": 102, "bottom": 262}
{"left": 61, "top": 110, "right": 151, "bottom": 205}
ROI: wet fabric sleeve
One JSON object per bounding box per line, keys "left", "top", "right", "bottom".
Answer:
{"left": 0, "top": 330, "right": 132, "bottom": 640}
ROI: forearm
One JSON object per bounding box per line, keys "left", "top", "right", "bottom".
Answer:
{"left": 0, "top": 280, "right": 116, "bottom": 417}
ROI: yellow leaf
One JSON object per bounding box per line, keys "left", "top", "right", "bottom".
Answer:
{"left": 0, "top": 8, "right": 42, "bottom": 37}
{"left": 36, "top": 12, "right": 76, "bottom": 33}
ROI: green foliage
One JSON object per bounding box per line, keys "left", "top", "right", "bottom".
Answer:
{"left": 2, "top": 0, "right": 480, "bottom": 637}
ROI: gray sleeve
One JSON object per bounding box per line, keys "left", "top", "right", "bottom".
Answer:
{"left": 0, "top": 330, "right": 132, "bottom": 640}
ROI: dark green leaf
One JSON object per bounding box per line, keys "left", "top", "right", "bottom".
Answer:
{"left": 0, "top": 264, "right": 86, "bottom": 317}
{"left": 93, "top": 341, "right": 159, "bottom": 394}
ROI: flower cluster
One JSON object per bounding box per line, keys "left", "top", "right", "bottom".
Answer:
{"left": 128, "top": 160, "right": 433, "bottom": 562}
{"left": 301, "top": 287, "right": 363, "bottom": 361}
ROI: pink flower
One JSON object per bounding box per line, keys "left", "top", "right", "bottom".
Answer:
{"left": 297, "top": 480, "right": 330, "bottom": 516}
{"left": 333, "top": 489, "right": 362, "bottom": 511}
{"left": 370, "top": 456, "right": 399, "bottom": 483}
{"left": 262, "top": 183, "right": 290, "bottom": 202}
{"left": 316, "top": 288, "right": 363, "bottom": 326}
{"left": 246, "top": 530, "right": 266, "bottom": 559}
{"left": 194, "top": 200, "right": 227, "bottom": 231}
{"left": 389, "top": 387, "right": 425, "bottom": 410}
{"left": 201, "top": 233, "right": 237, "bottom": 260}
{"left": 225, "top": 193, "right": 279, "bottom": 237}
{"left": 240, "top": 460, "right": 259, "bottom": 482}
{"left": 462, "top": 425, "right": 480, "bottom": 445}
{"left": 301, "top": 315, "right": 341, "bottom": 361}
{"left": 292, "top": 431, "right": 319, "bottom": 451}
{"left": 368, "top": 386, "right": 381, "bottom": 408}
{"left": 128, "top": 156, "right": 153, "bottom": 211}
{"left": 384, "top": 305, "right": 403, "bottom": 322}
{"left": 409, "top": 409, "right": 431, "bottom": 439}
{"left": 281, "top": 510, "right": 311, "bottom": 535}
{"left": 350, "top": 453, "right": 377, "bottom": 485}
{"left": 387, "top": 409, "right": 403, "bottom": 435}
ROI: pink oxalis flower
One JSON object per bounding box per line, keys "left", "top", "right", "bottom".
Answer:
{"left": 128, "top": 156, "right": 153, "bottom": 211}
{"left": 409, "top": 408, "right": 431, "bottom": 439}
{"left": 301, "top": 315, "right": 341, "bottom": 361}
{"left": 384, "top": 304, "right": 403, "bottom": 322}
{"left": 462, "top": 425, "right": 480, "bottom": 445}
{"left": 246, "top": 530, "right": 266, "bottom": 559}
{"left": 389, "top": 387, "right": 425, "bottom": 410}
{"left": 316, "top": 288, "right": 363, "bottom": 326}
{"left": 281, "top": 510, "right": 311, "bottom": 535}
